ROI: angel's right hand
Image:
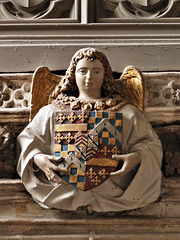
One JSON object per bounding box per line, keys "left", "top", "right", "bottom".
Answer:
{"left": 33, "top": 153, "right": 68, "bottom": 184}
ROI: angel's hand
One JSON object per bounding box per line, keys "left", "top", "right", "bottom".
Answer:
{"left": 110, "top": 152, "right": 142, "bottom": 178}
{"left": 33, "top": 153, "right": 68, "bottom": 184}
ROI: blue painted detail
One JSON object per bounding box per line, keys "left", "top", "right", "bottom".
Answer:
{"left": 80, "top": 159, "right": 86, "bottom": 164}
{"left": 116, "top": 112, "right": 123, "bottom": 119}
{"left": 54, "top": 152, "right": 61, "bottom": 157}
{"left": 116, "top": 139, "right": 122, "bottom": 145}
{"left": 109, "top": 119, "right": 115, "bottom": 125}
{"left": 103, "top": 127, "right": 108, "bottom": 132}
{"left": 70, "top": 168, "right": 78, "bottom": 175}
{"left": 78, "top": 175, "right": 85, "bottom": 182}
{"left": 109, "top": 132, "right": 114, "bottom": 138}
{"left": 96, "top": 118, "right": 101, "bottom": 124}
{"left": 102, "top": 138, "right": 109, "bottom": 145}
{"left": 103, "top": 112, "right": 109, "bottom": 118}
{"left": 62, "top": 175, "right": 69, "bottom": 182}
{"left": 89, "top": 111, "right": 95, "bottom": 117}
{"left": 99, "top": 132, "right": 102, "bottom": 138}
{"left": 62, "top": 144, "right": 68, "bottom": 151}
{"left": 116, "top": 126, "right": 122, "bottom": 132}
{"left": 88, "top": 123, "right": 95, "bottom": 129}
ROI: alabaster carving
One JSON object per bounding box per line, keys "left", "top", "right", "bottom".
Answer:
{"left": 144, "top": 73, "right": 180, "bottom": 108}
{"left": 17, "top": 48, "right": 162, "bottom": 212}
{"left": 0, "top": 0, "right": 74, "bottom": 19}
{"left": 0, "top": 76, "right": 31, "bottom": 108}
{"left": 100, "top": 0, "right": 180, "bottom": 18}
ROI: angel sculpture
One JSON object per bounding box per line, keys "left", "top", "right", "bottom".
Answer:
{"left": 17, "top": 48, "right": 162, "bottom": 212}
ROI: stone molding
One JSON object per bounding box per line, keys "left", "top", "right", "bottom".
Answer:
{"left": 0, "top": 0, "right": 79, "bottom": 20}
{"left": 0, "top": 178, "right": 180, "bottom": 238}
{"left": 1, "top": 0, "right": 180, "bottom": 21}
{"left": 97, "top": 0, "right": 180, "bottom": 21}
{"left": 1, "top": 20, "right": 180, "bottom": 72}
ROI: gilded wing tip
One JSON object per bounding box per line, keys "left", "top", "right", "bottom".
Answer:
{"left": 119, "top": 65, "right": 144, "bottom": 112}
{"left": 33, "top": 66, "right": 50, "bottom": 77}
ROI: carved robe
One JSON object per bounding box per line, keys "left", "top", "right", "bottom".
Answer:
{"left": 17, "top": 103, "right": 162, "bottom": 212}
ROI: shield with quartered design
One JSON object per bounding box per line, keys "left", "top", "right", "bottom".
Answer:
{"left": 54, "top": 111, "right": 123, "bottom": 191}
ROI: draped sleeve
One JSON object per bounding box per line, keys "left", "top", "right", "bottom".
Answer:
{"left": 91, "top": 104, "right": 163, "bottom": 211}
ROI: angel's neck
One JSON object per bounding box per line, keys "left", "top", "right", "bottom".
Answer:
{"left": 78, "top": 92, "right": 102, "bottom": 101}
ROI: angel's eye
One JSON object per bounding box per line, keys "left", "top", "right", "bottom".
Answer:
{"left": 78, "top": 69, "right": 87, "bottom": 74}
{"left": 94, "top": 70, "right": 100, "bottom": 74}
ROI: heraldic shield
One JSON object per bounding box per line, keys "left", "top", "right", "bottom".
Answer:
{"left": 54, "top": 111, "right": 123, "bottom": 191}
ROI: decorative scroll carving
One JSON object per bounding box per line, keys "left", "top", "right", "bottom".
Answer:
{"left": 0, "top": 0, "right": 74, "bottom": 19}
{"left": 0, "top": 76, "right": 31, "bottom": 108}
{"left": 144, "top": 73, "right": 180, "bottom": 107}
{"left": 155, "top": 125, "right": 180, "bottom": 176}
{"left": 100, "top": 0, "right": 180, "bottom": 19}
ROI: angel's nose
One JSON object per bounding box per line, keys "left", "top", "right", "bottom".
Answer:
{"left": 86, "top": 70, "right": 92, "bottom": 81}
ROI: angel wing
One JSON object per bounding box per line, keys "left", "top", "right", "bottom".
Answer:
{"left": 30, "top": 66, "right": 62, "bottom": 121}
{"left": 119, "top": 66, "right": 144, "bottom": 112}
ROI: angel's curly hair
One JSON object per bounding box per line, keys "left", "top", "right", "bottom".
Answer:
{"left": 51, "top": 48, "right": 116, "bottom": 100}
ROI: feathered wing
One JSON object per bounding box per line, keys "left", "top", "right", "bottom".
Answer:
{"left": 30, "top": 66, "right": 62, "bottom": 121}
{"left": 119, "top": 66, "right": 144, "bottom": 112}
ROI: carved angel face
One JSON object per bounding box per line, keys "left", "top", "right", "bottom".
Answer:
{"left": 75, "top": 58, "right": 105, "bottom": 100}
{"left": 53, "top": 48, "right": 115, "bottom": 101}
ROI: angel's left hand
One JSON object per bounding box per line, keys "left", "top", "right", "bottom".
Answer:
{"left": 110, "top": 152, "right": 142, "bottom": 178}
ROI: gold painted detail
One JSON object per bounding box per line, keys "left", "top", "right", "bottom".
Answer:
{"left": 86, "top": 167, "right": 97, "bottom": 179}
{"left": 99, "top": 146, "right": 111, "bottom": 156}
{"left": 54, "top": 133, "right": 64, "bottom": 144}
{"left": 98, "top": 168, "right": 109, "bottom": 179}
{"left": 75, "top": 151, "right": 82, "bottom": 159}
{"left": 78, "top": 112, "right": 89, "bottom": 123}
{"left": 67, "top": 112, "right": 78, "bottom": 122}
{"left": 87, "top": 158, "right": 119, "bottom": 167}
{"left": 77, "top": 182, "right": 85, "bottom": 191}
{"left": 54, "top": 132, "right": 75, "bottom": 144}
{"left": 65, "top": 132, "right": 75, "bottom": 143}
{"left": 91, "top": 176, "right": 101, "bottom": 186}
{"left": 120, "top": 66, "right": 144, "bottom": 112}
{"left": 92, "top": 135, "right": 98, "bottom": 142}
{"left": 111, "top": 146, "right": 121, "bottom": 155}
{"left": 99, "top": 146, "right": 121, "bottom": 156}
{"left": 55, "top": 113, "right": 66, "bottom": 124}
{"left": 55, "top": 112, "right": 89, "bottom": 124}
{"left": 55, "top": 124, "right": 87, "bottom": 132}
